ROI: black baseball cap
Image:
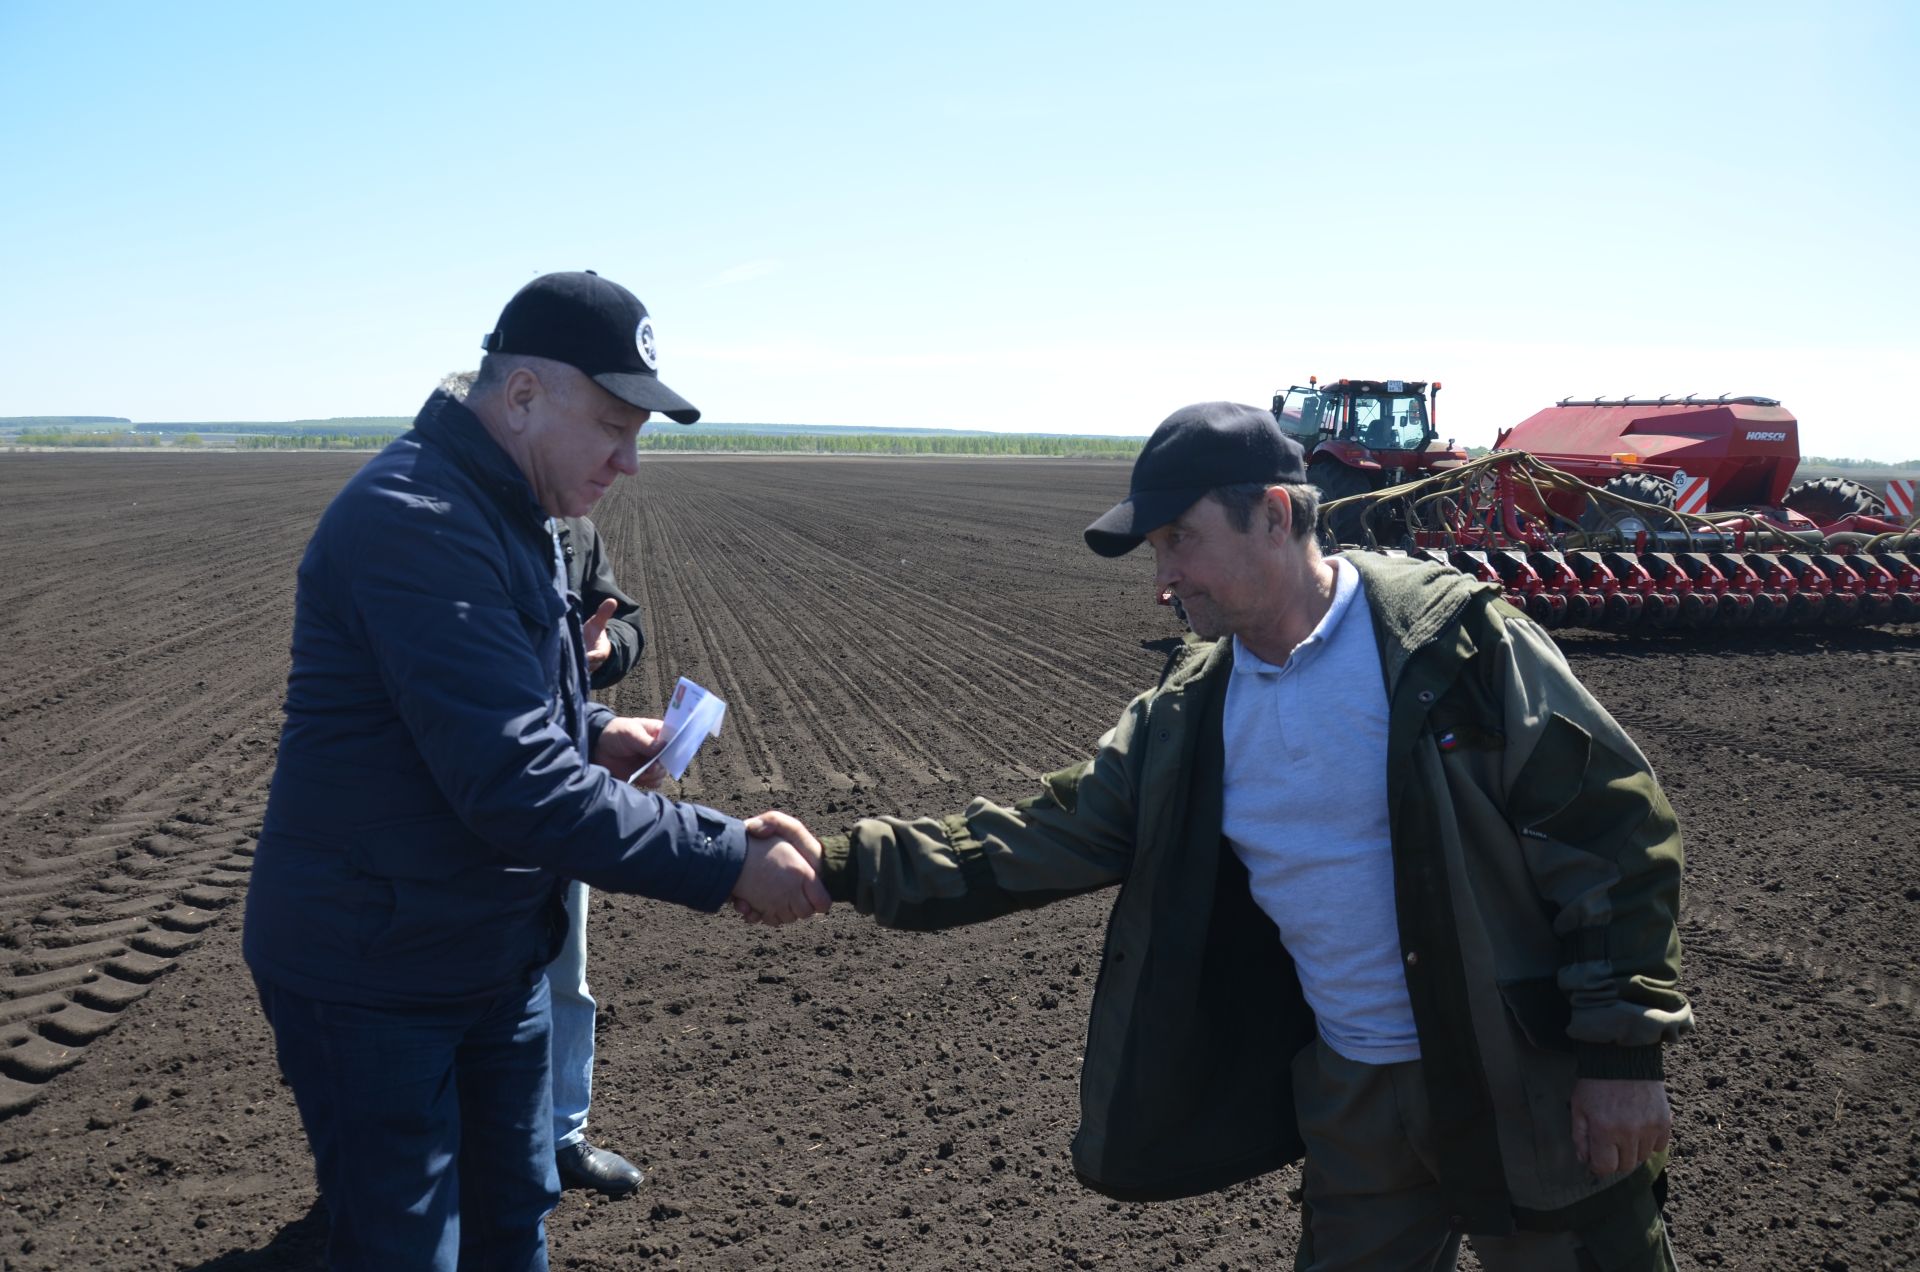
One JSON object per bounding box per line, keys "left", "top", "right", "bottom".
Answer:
{"left": 1084, "top": 401, "right": 1308, "bottom": 557}
{"left": 482, "top": 271, "right": 700, "bottom": 424}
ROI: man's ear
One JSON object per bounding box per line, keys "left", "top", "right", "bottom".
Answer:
{"left": 1264, "top": 486, "right": 1291, "bottom": 540}
{"left": 502, "top": 367, "right": 542, "bottom": 433}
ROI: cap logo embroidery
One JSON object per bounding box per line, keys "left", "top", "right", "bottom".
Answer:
{"left": 637, "top": 317, "right": 659, "bottom": 370}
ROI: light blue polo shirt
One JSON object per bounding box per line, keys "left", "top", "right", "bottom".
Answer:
{"left": 1223, "top": 557, "right": 1421, "bottom": 1065}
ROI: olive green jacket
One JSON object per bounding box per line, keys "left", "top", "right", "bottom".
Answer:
{"left": 820, "top": 552, "right": 1690, "bottom": 1232}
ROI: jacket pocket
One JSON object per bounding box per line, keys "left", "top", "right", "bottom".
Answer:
{"left": 510, "top": 574, "right": 568, "bottom": 683}
{"left": 1510, "top": 712, "right": 1594, "bottom": 836}
{"left": 1497, "top": 978, "right": 1594, "bottom": 1206}
{"left": 346, "top": 812, "right": 477, "bottom": 881}
{"left": 1498, "top": 976, "right": 1575, "bottom": 1053}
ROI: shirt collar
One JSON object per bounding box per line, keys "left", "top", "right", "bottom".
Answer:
{"left": 1232, "top": 558, "right": 1359, "bottom": 676}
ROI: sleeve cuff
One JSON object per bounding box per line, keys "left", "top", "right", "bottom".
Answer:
{"left": 820, "top": 833, "right": 857, "bottom": 903}
{"left": 691, "top": 810, "right": 750, "bottom": 913}
{"left": 1575, "top": 1043, "right": 1666, "bottom": 1081}
{"left": 585, "top": 702, "right": 616, "bottom": 749}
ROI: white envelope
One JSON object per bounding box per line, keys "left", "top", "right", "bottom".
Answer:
{"left": 631, "top": 676, "right": 727, "bottom": 783}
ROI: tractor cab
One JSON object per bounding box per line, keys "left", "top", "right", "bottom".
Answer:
{"left": 1272, "top": 376, "right": 1465, "bottom": 544}
{"left": 1272, "top": 378, "right": 1440, "bottom": 455}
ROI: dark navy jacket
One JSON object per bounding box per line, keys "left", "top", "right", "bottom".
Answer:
{"left": 244, "top": 391, "right": 747, "bottom": 1007}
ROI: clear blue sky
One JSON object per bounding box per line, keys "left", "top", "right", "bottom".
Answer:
{"left": 3, "top": 1, "right": 1914, "bottom": 458}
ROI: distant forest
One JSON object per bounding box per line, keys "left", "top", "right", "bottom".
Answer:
{"left": 135, "top": 418, "right": 411, "bottom": 436}
{"left": 0, "top": 415, "right": 131, "bottom": 428}
{"left": 12, "top": 427, "right": 164, "bottom": 447}
{"left": 632, "top": 431, "right": 1142, "bottom": 457}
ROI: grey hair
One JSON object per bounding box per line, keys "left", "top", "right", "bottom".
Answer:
{"left": 464, "top": 353, "right": 524, "bottom": 401}
{"left": 463, "top": 352, "right": 583, "bottom": 405}
{"left": 1209, "top": 482, "right": 1319, "bottom": 541}
{"left": 439, "top": 369, "right": 479, "bottom": 400}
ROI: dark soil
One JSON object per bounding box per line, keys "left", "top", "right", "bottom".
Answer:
{"left": 1, "top": 452, "right": 1916, "bottom": 1270}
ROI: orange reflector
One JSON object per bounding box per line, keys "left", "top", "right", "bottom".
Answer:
{"left": 1612, "top": 453, "right": 1642, "bottom": 464}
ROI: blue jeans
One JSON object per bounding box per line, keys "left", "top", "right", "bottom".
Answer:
{"left": 254, "top": 972, "right": 558, "bottom": 1272}
{"left": 545, "top": 880, "right": 594, "bottom": 1149}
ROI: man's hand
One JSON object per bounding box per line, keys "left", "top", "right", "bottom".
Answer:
{"left": 592, "top": 716, "right": 667, "bottom": 789}
{"left": 1570, "top": 1078, "right": 1671, "bottom": 1177}
{"left": 581, "top": 597, "right": 619, "bottom": 673}
{"left": 731, "top": 811, "right": 828, "bottom": 925}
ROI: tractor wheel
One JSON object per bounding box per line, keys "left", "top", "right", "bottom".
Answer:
{"left": 1310, "top": 456, "right": 1379, "bottom": 546}
{"left": 1580, "top": 472, "right": 1677, "bottom": 539}
{"left": 1782, "top": 477, "right": 1888, "bottom": 524}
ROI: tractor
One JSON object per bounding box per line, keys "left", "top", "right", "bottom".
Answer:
{"left": 1270, "top": 378, "right": 1469, "bottom": 542}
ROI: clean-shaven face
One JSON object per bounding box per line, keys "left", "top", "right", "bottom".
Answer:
{"left": 1142, "top": 494, "right": 1279, "bottom": 641}
{"left": 520, "top": 371, "right": 652, "bottom": 518}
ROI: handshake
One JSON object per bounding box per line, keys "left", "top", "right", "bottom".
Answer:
{"left": 598, "top": 715, "right": 831, "bottom": 926}
{"left": 732, "top": 811, "right": 831, "bottom": 926}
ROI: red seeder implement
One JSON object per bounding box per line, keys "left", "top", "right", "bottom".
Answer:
{"left": 1320, "top": 449, "right": 1920, "bottom": 630}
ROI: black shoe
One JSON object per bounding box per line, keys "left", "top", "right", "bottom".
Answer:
{"left": 555, "top": 1141, "right": 645, "bottom": 1197}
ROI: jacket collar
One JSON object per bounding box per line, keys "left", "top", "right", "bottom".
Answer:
{"left": 411, "top": 390, "right": 550, "bottom": 535}
{"left": 1339, "top": 550, "right": 1497, "bottom": 693}
{"left": 1163, "top": 552, "right": 1497, "bottom": 702}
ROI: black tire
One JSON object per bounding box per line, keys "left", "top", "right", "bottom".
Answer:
{"left": 1782, "top": 477, "right": 1887, "bottom": 524}
{"left": 1580, "top": 472, "right": 1677, "bottom": 539}
{"left": 1309, "top": 456, "right": 1379, "bottom": 545}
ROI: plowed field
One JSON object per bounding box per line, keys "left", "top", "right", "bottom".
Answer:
{"left": 1, "top": 452, "right": 1916, "bottom": 1271}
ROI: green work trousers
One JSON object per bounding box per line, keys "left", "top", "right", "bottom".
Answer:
{"left": 1290, "top": 1038, "right": 1676, "bottom": 1272}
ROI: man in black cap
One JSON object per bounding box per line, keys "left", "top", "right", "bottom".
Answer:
{"left": 245, "top": 271, "right": 830, "bottom": 1271}
{"left": 805, "top": 401, "right": 1689, "bottom": 1270}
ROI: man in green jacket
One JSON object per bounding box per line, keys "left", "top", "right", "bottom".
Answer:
{"left": 801, "top": 402, "right": 1690, "bottom": 1271}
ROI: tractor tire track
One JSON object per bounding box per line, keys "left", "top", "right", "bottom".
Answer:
{"left": 3, "top": 662, "right": 285, "bottom": 814}
{"left": 0, "top": 454, "right": 352, "bottom": 1121}
{"left": 1609, "top": 708, "right": 1920, "bottom": 795}
{"left": 0, "top": 786, "right": 262, "bottom": 1118}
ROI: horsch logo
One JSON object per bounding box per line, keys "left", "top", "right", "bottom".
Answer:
{"left": 1745, "top": 430, "right": 1788, "bottom": 442}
